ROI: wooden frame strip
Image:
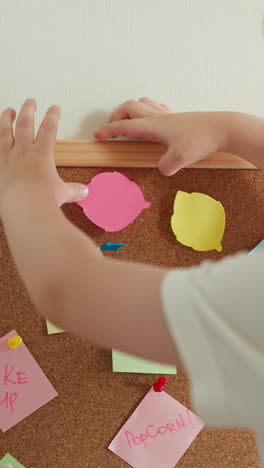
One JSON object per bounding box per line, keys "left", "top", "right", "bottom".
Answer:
{"left": 55, "top": 141, "right": 256, "bottom": 169}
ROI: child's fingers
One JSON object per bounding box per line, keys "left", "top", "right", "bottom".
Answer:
{"left": 35, "top": 105, "right": 61, "bottom": 153}
{"left": 64, "top": 182, "right": 89, "bottom": 204}
{"left": 94, "top": 118, "right": 157, "bottom": 141}
{"left": 0, "top": 108, "right": 16, "bottom": 153}
{"left": 15, "top": 98, "right": 36, "bottom": 147}
{"left": 109, "top": 100, "right": 154, "bottom": 123}
{"left": 160, "top": 103, "right": 173, "bottom": 112}
{"left": 158, "top": 146, "right": 188, "bottom": 176}
{"left": 138, "top": 97, "right": 165, "bottom": 111}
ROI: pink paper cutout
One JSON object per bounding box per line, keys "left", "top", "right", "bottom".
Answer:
{"left": 109, "top": 388, "right": 204, "bottom": 468}
{"left": 0, "top": 330, "right": 57, "bottom": 432}
{"left": 77, "top": 172, "right": 150, "bottom": 232}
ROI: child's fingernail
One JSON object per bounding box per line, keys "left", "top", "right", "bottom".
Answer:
{"left": 25, "top": 98, "right": 35, "bottom": 105}
{"left": 79, "top": 185, "right": 89, "bottom": 200}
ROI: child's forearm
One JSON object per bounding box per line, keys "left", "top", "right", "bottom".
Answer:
{"left": 1, "top": 185, "right": 180, "bottom": 366}
{"left": 224, "top": 112, "right": 264, "bottom": 168}
{"left": 0, "top": 183, "right": 99, "bottom": 308}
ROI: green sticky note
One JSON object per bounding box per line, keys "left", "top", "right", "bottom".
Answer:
{"left": 112, "top": 350, "right": 177, "bottom": 374}
{"left": 46, "top": 320, "right": 64, "bottom": 334}
{"left": 0, "top": 453, "right": 25, "bottom": 467}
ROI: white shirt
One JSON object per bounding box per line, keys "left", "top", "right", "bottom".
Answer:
{"left": 161, "top": 252, "right": 264, "bottom": 465}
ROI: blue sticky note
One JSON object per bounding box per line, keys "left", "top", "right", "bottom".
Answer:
{"left": 248, "top": 239, "right": 264, "bottom": 256}
{"left": 100, "top": 243, "right": 126, "bottom": 252}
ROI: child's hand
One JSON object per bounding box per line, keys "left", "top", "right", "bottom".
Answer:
{"left": 94, "top": 97, "right": 228, "bottom": 175}
{"left": 0, "top": 99, "right": 88, "bottom": 215}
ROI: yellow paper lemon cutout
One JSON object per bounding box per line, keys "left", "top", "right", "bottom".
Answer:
{"left": 171, "top": 191, "right": 225, "bottom": 252}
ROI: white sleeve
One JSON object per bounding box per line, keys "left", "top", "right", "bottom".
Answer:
{"left": 161, "top": 252, "right": 264, "bottom": 439}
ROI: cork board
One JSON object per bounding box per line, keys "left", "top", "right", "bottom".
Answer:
{"left": 1, "top": 166, "right": 264, "bottom": 468}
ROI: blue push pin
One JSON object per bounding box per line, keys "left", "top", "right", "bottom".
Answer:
{"left": 100, "top": 242, "right": 126, "bottom": 252}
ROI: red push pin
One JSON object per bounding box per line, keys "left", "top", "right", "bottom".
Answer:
{"left": 153, "top": 376, "right": 167, "bottom": 392}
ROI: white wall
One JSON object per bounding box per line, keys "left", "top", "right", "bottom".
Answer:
{"left": 1, "top": 0, "right": 263, "bottom": 139}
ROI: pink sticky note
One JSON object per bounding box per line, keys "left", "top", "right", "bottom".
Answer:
{"left": 109, "top": 388, "right": 204, "bottom": 468}
{"left": 78, "top": 171, "right": 150, "bottom": 232}
{"left": 0, "top": 330, "right": 57, "bottom": 432}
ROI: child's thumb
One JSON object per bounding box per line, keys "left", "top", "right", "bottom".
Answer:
{"left": 65, "top": 182, "right": 89, "bottom": 203}
{"left": 158, "top": 146, "right": 188, "bottom": 176}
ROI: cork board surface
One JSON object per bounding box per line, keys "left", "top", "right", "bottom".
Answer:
{"left": 1, "top": 167, "right": 264, "bottom": 468}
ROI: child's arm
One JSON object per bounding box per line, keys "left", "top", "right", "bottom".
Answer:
{"left": 1, "top": 184, "right": 179, "bottom": 365}
{"left": 95, "top": 97, "right": 264, "bottom": 172}
{"left": 0, "top": 100, "right": 180, "bottom": 366}
{"left": 224, "top": 111, "right": 264, "bottom": 167}
{"left": 1, "top": 98, "right": 263, "bottom": 369}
